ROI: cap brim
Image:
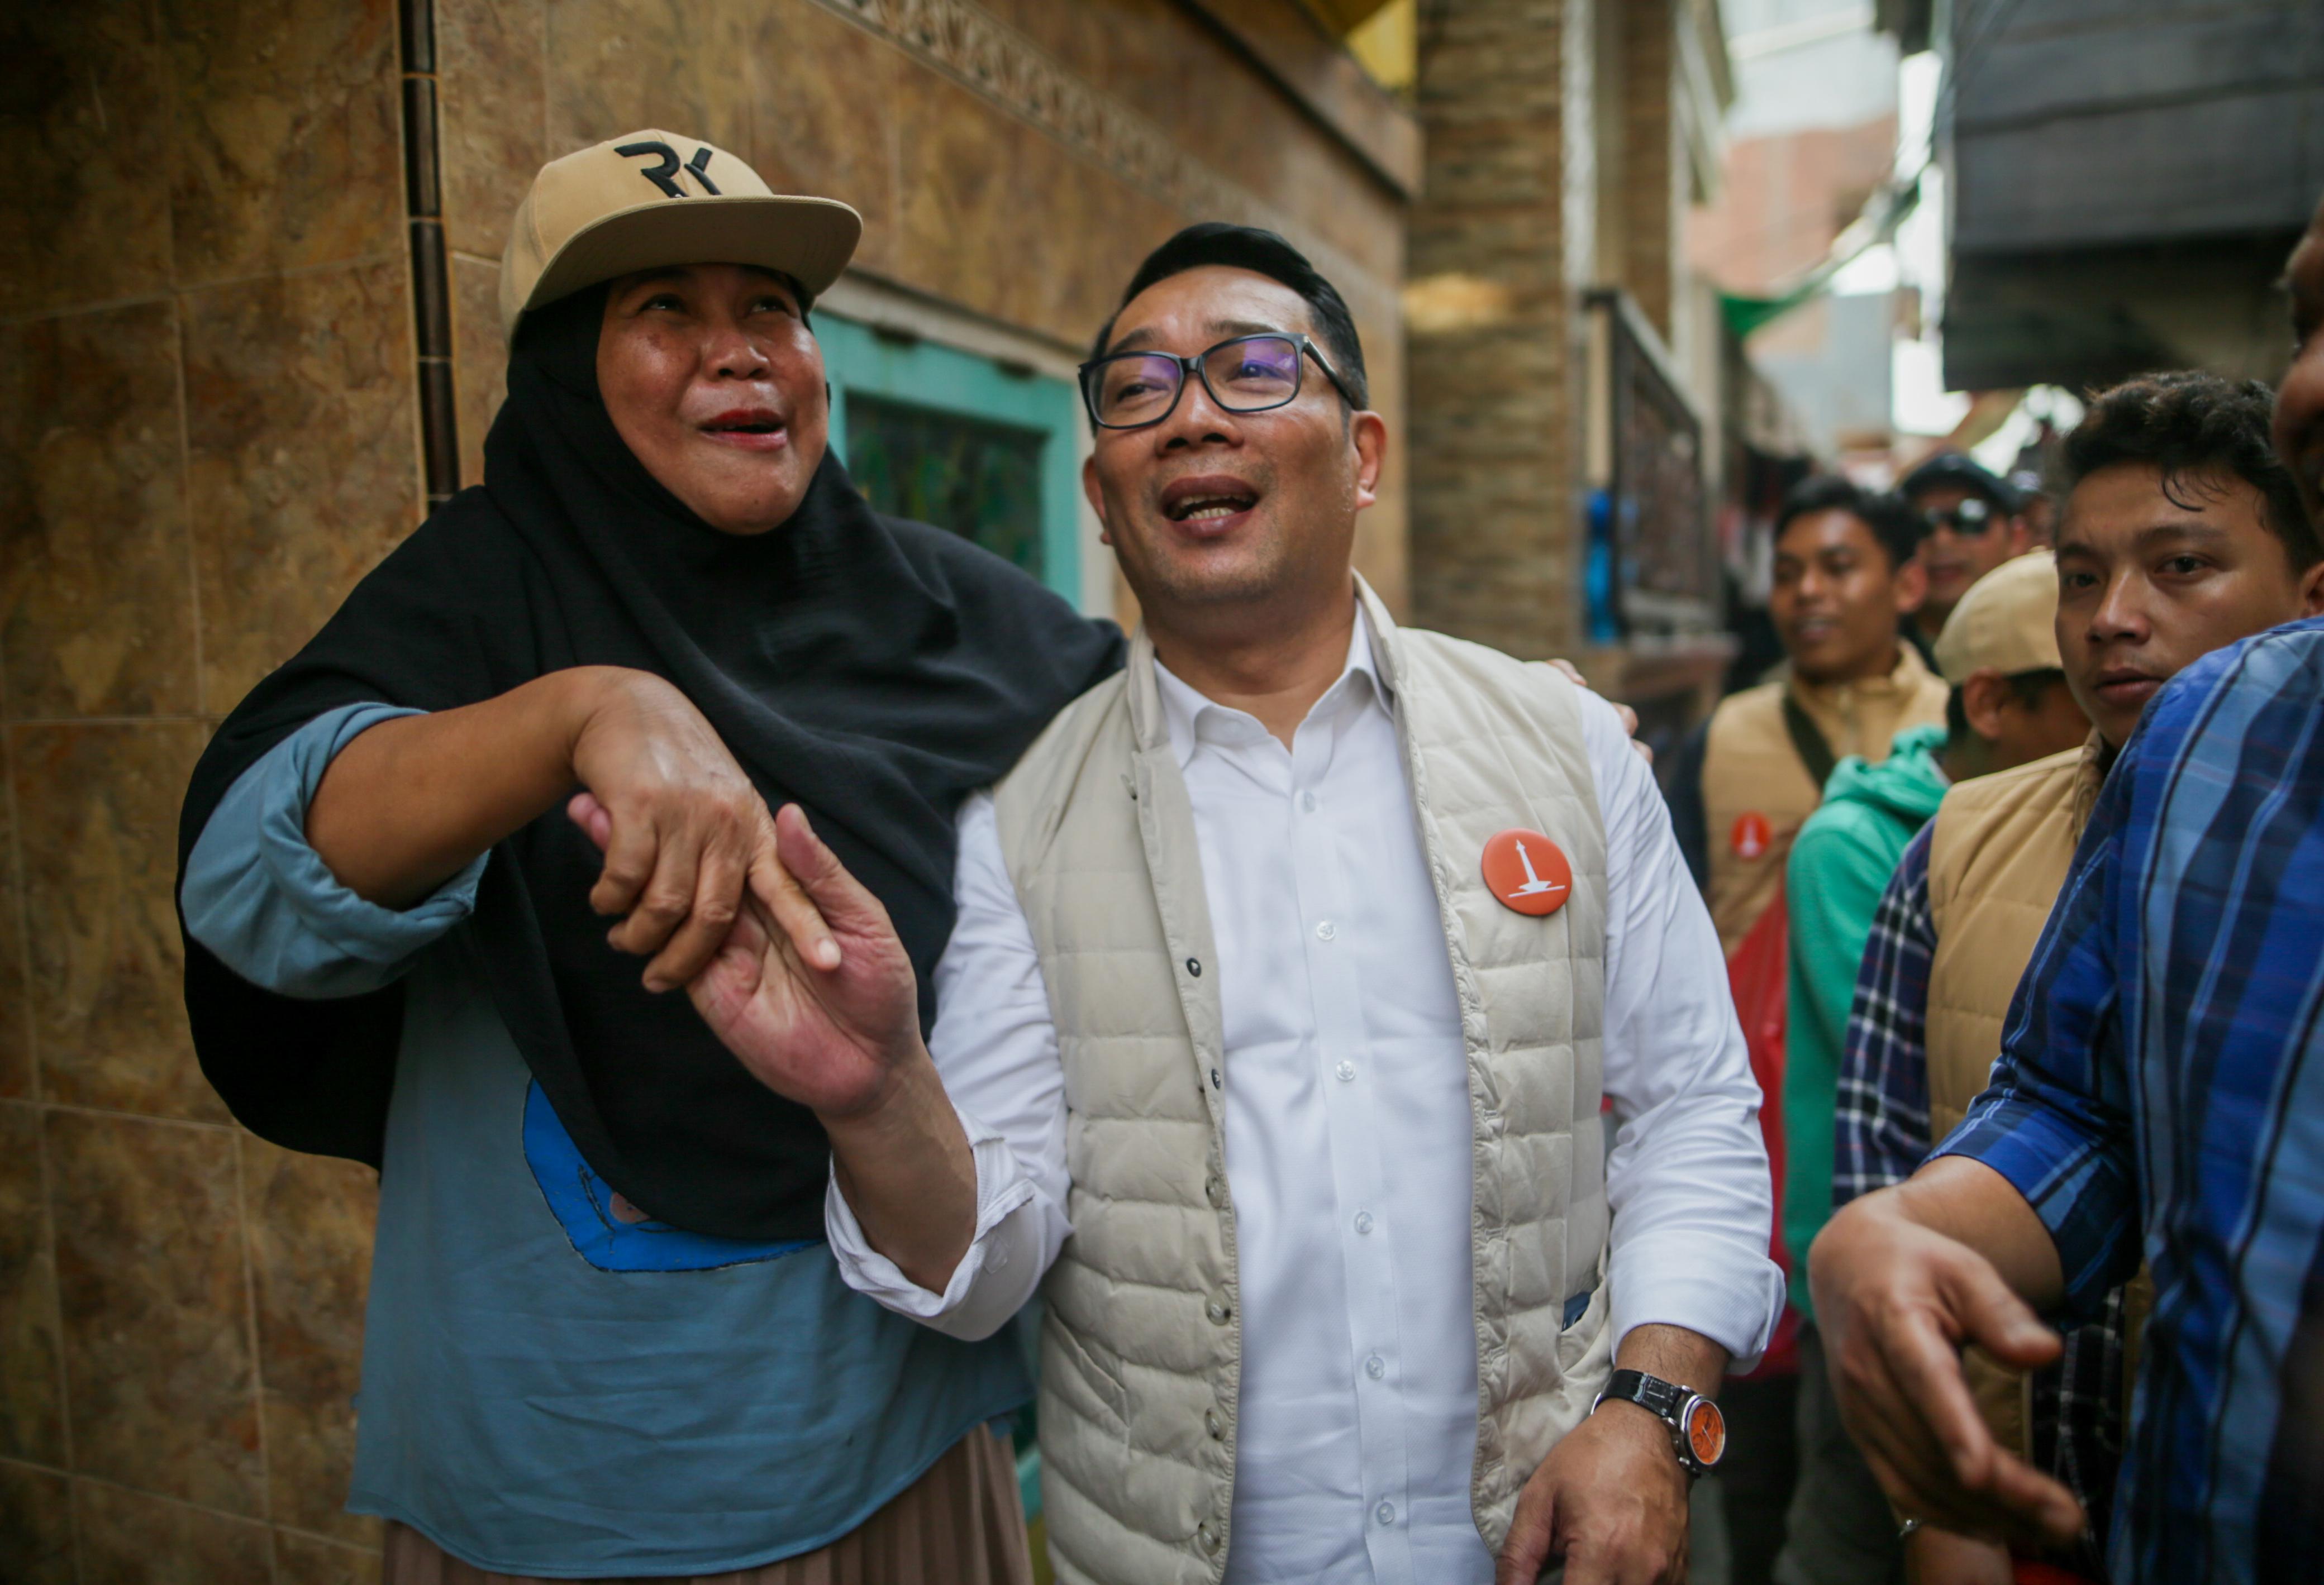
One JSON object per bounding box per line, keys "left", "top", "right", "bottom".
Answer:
{"left": 517, "top": 194, "right": 863, "bottom": 327}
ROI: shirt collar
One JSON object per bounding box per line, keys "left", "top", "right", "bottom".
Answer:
{"left": 1152, "top": 600, "right": 1386, "bottom": 770}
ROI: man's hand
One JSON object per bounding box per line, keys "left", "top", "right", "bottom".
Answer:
{"left": 1498, "top": 1324, "right": 1722, "bottom": 1585}
{"left": 679, "top": 803, "right": 921, "bottom": 1118}
{"left": 1498, "top": 1397, "right": 1689, "bottom": 1585}
{"left": 653, "top": 801, "right": 977, "bottom": 1290}
{"left": 1809, "top": 1176, "right": 2084, "bottom": 1548}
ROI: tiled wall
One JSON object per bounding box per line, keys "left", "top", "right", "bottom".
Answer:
{"left": 0, "top": 1, "right": 1407, "bottom": 1578}
{"left": 0, "top": 0, "right": 411, "bottom": 1576}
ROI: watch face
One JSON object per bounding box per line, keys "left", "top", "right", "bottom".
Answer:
{"left": 1684, "top": 1398, "right": 1727, "bottom": 1468}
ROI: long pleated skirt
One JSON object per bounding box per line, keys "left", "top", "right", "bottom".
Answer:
{"left": 381, "top": 1426, "right": 1034, "bottom": 1585}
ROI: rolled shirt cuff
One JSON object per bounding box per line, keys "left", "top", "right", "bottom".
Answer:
{"left": 824, "top": 1102, "right": 1041, "bottom": 1343}
{"left": 1608, "top": 1235, "right": 1788, "bottom": 1374}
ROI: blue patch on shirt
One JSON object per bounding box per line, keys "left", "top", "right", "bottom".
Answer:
{"left": 521, "top": 1080, "right": 821, "bottom": 1272}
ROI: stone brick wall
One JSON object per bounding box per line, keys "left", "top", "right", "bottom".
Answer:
{"left": 0, "top": 1, "right": 1408, "bottom": 1577}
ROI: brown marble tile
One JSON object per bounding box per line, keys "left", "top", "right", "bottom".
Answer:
{"left": 450, "top": 254, "right": 508, "bottom": 492}
{"left": 741, "top": 1, "right": 902, "bottom": 277}
{"left": 0, "top": 734, "right": 30, "bottom": 1101}
{"left": 0, "top": 4, "right": 175, "bottom": 320}
{"left": 273, "top": 1525, "right": 384, "bottom": 1585}
{"left": 0, "top": 301, "right": 198, "bottom": 721}
{"left": 47, "top": 1110, "right": 261, "bottom": 1516}
{"left": 439, "top": 0, "right": 548, "bottom": 260}
{"left": 0, "top": 1104, "right": 65, "bottom": 1467}
{"left": 182, "top": 261, "right": 420, "bottom": 715}
{"left": 246, "top": 1134, "right": 377, "bottom": 1545}
{"left": 161, "top": 0, "right": 401, "bottom": 286}
{"left": 545, "top": 0, "right": 713, "bottom": 156}
{"left": 75, "top": 1479, "right": 272, "bottom": 1584}
{"left": 14, "top": 723, "right": 217, "bottom": 1121}
{"left": 0, "top": 1459, "right": 75, "bottom": 1585}
{"left": 893, "top": 68, "right": 1023, "bottom": 328}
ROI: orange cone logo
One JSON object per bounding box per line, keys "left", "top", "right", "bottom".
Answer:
{"left": 1731, "top": 811, "right": 1773, "bottom": 861}
{"left": 1482, "top": 828, "right": 1573, "bottom": 916}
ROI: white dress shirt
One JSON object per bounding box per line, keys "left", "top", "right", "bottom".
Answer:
{"left": 830, "top": 604, "right": 1783, "bottom": 1583}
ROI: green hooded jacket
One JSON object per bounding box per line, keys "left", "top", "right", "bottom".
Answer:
{"left": 1780, "top": 722, "right": 1949, "bottom": 1319}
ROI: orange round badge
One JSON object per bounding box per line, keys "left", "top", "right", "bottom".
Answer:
{"left": 1730, "top": 811, "right": 1773, "bottom": 861}
{"left": 1482, "top": 828, "right": 1573, "bottom": 917}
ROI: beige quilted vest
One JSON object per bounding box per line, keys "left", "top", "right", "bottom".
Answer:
{"left": 1925, "top": 732, "right": 2108, "bottom": 1458}
{"left": 992, "top": 581, "right": 1613, "bottom": 1585}
{"left": 1702, "top": 649, "right": 1949, "bottom": 954}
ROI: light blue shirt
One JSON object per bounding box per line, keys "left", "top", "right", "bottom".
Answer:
{"left": 183, "top": 704, "right": 1030, "bottom": 1574}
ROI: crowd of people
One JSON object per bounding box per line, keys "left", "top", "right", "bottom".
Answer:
{"left": 170, "top": 127, "right": 2324, "bottom": 1585}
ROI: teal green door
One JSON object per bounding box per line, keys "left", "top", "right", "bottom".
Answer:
{"left": 820, "top": 314, "right": 1084, "bottom": 607}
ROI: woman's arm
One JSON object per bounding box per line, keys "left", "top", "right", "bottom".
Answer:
{"left": 306, "top": 665, "right": 830, "bottom": 991}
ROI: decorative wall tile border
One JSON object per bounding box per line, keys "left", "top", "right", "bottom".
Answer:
{"left": 805, "top": 0, "right": 1385, "bottom": 303}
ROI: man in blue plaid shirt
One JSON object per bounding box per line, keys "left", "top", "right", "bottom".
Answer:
{"left": 1812, "top": 200, "right": 2324, "bottom": 1583}
{"left": 1830, "top": 370, "right": 2323, "bottom": 1578}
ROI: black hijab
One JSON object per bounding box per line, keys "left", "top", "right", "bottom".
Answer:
{"left": 178, "top": 285, "right": 1122, "bottom": 1240}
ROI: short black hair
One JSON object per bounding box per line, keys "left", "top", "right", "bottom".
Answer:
{"left": 1946, "top": 667, "right": 2069, "bottom": 743}
{"left": 1090, "top": 223, "right": 1369, "bottom": 411}
{"left": 2058, "top": 370, "right": 2320, "bottom": 569}
{"left": 1773, "top": 475, "right": 1928, "bottom": 572}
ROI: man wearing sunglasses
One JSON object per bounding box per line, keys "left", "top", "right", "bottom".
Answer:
{"left": 1901, "top": 453, "right": 2039, "bottom": 656}
{"left": 781, "top": 223, "right": 1784, "bottom": 1585}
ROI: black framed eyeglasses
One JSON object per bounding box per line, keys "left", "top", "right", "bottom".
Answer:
{"left": 1078, "top": 332, "right": 1355, "bottom": 430}
{"left": 1926, "top": 497, "right": 1998, "bottom": 536}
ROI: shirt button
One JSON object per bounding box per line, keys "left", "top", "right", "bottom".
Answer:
{"left": 1375, "top": 1500, "right": 1396, "bottom": 1526}
{"left": 1354, "top": 1211, "right": 1374, "bottom": 1234}
{"left": 1301, "top": 790, "right": 1318, "bottom": 813}
{"left": 1315, "top": 920, "right": 1336, "bottom": 941}
{"left": 1366, "top": 1353, "right": 1385, "bottom": 1379}
{"left": 1209, "top": 1068, "right": 1222, "bottom": 1090}
{"left": 1205, "top": 1173, "right": 1227, "bottom": 1208}
{"left": 1197, "top": 1521, "right": 1222, "bottom": 1553}
{"left": 1335, "top": 1060, "right": 1356, "bottom": 1082}
{"left": 1206, "top": 1298, "right": 1232, "bottom": 1325}
{"left": 1204, "top": 1409, "right": 1225, "bottom": 1440}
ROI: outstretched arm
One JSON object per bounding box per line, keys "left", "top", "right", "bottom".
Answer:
{"left": 674, "top": 804, "right": 978, "bottom": 1292}
{"left": 307, "top": 665, "right": 828, "bottom": 992}
{"left": 1808, "top": 1159, "right": 2077, "bottom": 1545}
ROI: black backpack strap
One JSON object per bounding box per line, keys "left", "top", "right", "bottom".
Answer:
{"left": 1782, "top": 690, "right": 1839, "bottom": 792}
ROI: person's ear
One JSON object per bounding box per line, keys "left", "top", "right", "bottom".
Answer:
{"left": 2299, "top": 554, "right": 2324, "bottom": 617}
{"left": 2009, "top": 517, "right": 2036, "bottom": 556}
{"left": 1961, "top": 668, "right": 2012, "bottom": 743}
{"left": 1350, "top": 410, "right": 1388, "bottom": 513}
{"left": 1083, "top": 452, "right": 1113, "bottom": 547}
{"left": 1893, "top": 553, "right": 1930, "bottom": 615}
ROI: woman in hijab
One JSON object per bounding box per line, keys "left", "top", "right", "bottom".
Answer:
{"left": 177, "top": 132, "right": 1118, "bottom": 1582}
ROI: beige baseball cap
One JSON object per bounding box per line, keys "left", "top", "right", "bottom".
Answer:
{"left": 498, "top": 130, "right": 862, "bottom": 335}
{"left": 1932, "top": 548, "right": 2062, "bottom": 683}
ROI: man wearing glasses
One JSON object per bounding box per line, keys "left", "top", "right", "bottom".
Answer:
{"left": 1900, "top": 454, "right": 2040, "bottom": 657}
{"left": 775, "top": 223, "right": 1785, "bottom": 1584}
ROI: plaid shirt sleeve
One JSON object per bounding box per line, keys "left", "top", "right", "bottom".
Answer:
{"left": 1934, "top": 747, "right": 2144, "bottom": 1322}
{"left": 1832, "top": 824, "right": 1937, "bottom": 1206}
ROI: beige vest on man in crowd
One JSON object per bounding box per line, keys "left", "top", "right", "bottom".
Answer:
{"left": 1702, "top": 646, "right": 1950, "bottom": 953}
{"left": 990, "top": 580, "right": 1613, "bottom": 1585}
{"left": 1925, "top": 733, "right": 2151, "bottom": 1457}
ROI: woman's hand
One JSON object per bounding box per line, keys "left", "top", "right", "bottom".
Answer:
{"left": 564, "top": 671, "right": 831, "bottom": 992}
